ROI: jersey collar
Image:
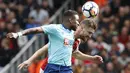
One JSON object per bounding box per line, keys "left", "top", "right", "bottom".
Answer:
{"left": 61, "top": 24, "right": 71, "bottom": 32}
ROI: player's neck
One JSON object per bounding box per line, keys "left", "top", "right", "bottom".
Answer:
{"left": 62, "top": 22, "right": 71, "bottom": 30}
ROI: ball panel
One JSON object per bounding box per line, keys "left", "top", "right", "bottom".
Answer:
{"left": 83, "top": 11, "right": 90, "bottom": 18}
{"left": 84, "top": 2, "right": 92, "bottom": 10}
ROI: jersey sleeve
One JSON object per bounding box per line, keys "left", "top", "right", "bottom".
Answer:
{"left": 72, "top": 39, "right": 81, "bottom": 52}
{"left": 41, "top": 24, "right": 57, "bottom": 34}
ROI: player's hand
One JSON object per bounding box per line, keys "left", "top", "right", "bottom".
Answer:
{"left": 6, "top": 33, "right": 18, "bottom": 39}
{"left": 18, "top": 60, "right": 31, "bottom": 70}
{"left": 92, "top": 55, "right": 103, "bottom": 64}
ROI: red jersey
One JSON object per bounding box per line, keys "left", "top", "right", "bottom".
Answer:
{"left": 41, "top": 39, "right": 80, "bottom": 70}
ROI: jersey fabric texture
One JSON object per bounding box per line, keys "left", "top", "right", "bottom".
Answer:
{"left": 41, "top": 39, "right": 81, "bottom": 71}
{"left": 41, "top": 24, "right": 75, "bottom": 66}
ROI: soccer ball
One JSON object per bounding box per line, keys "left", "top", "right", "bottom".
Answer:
{"left": 82, "top": 1, "right": 99, "bottom": 18}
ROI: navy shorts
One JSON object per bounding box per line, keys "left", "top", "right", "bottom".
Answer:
{"left": 44, "top": 63, "right": 72, "bottom": 73}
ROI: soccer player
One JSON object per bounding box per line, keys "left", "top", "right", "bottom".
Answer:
{"left": 17, "top": 20, "right": 103, "bottom": 72}
{"left": 7, "top": 10, "right": 102, "bottom": 73}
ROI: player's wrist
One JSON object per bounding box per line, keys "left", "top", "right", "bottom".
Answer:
{"left": 17, "top": 32, "right": 23, "bottom": 37}
{"left": 89, "top": 56, "right": 95, "bottom": 61}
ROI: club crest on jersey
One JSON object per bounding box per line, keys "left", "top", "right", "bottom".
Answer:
{"left": 64, "top": 38, "right": 69, "bottom": 45}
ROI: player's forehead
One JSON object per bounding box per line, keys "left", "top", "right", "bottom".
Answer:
{"left": 82, "top": 25, "right": 95, "bottom": 33}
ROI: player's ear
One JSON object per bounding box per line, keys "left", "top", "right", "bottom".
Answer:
{"left": 69, "top": 18, "right": 73, "bottom": 23}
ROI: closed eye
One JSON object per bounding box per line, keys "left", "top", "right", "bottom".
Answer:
{"left": 88, "top": 31, "right": 93, "bottom": 35}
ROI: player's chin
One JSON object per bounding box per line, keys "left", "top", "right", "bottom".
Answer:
{"left": 72, "top": 27, "right": 76, "bottom": 31}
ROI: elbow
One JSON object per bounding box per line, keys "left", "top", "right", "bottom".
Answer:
{"left": 73, "top": 51, "right": 82, "bottom": 59}
{"left": 73, "top": 51, "right": 86, "bottom": 60}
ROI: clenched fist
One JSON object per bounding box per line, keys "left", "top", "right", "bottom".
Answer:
{"left": 6, "top": 32, "right": 22, "bottom": 39}
{"left": 6, "top": 33, "right": 18, "bottom": 39}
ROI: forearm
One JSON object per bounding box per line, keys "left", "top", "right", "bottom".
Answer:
{"left": 73, "top": 50, "right": 94, "bottom": 61}
{"left": 28, "top": 49, "right": 44, "bottom": 62}
{"left": 27, "top": 44, "right": 48, "bottom": 62}
{"left": 21, "top": 27, "right": 43, "bottom": 35}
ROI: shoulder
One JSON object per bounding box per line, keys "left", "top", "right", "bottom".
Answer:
{"left": 49, "top": 24, "right": 60, "bottom": 28}
{"left": 41, "top": 24, "right": 60, "bottom": 33}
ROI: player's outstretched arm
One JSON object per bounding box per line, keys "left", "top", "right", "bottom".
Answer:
{"left": 18, "top": 43, "right": 48, "bottom": 70}
{"left": 7, "top": 27, "right": 43, "bottom": 39}
{"left": 72, "top": 50, "right": 103, "bottom": 64}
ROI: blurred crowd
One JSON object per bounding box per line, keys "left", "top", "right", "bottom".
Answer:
{"left": 0, "top": 0, "right": 130, "bottom": 73}
{"left": 0, "top": 0, "right": 65, "bottom": 70}
{"left": 73, "top": 0, "right": 130, "bottom": 73}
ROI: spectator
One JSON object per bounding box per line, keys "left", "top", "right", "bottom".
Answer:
{"left": 99, "top": 49, "right": 111, "bottom": 69}
{"left": 0, "top": 21, "right": 6, "bottom": 38}
{"left": 106, "top": 62, "right": 117, "bottom": 73}
{"left": 121, "top": 62, "right": 130, "bottom": 73}
{"left": 124, "top": 6, "right": 130, "bottom": 18}
{"left": 41, "top": 0, "right": 54, "bottom": 16}
{"left": 98, "top": 68, "right": 104, "bottom": 73}
{"left": 16, "top": 4, "right": 25, "bottom": 28}
{"left": 25, "top": 17, "right": 40, "bottom": 40}
{"left": 22, "top": 0, "right": 34, "bottom": 21}
{"left": 101, "top": 27, "right": 112, "bottom": 44}
{"left": 111, "top": 55, "right": 122, "bottom": 73}
{"left": 6, "top": 22, "right": 14, "bottom": 32}
{"left": 95, "top": 34, "right": 110, "bottom": 52}
{"left": 118, "top": 51, "right": 130, "bottom": 67}
{"left": 109, "top": 0, "right": 120, "bottom": 15}
{"left": 0, "top": 37, "right": 18, "bottom": 68}
{"left": 118, "top": 7, "right": 127, "bottom": 31}
{"left": 124, "top": 42, "right": 130, "bottom": 56}
{"left": 109, "top": 35, "right": 125, "bottom": 55}
{"left": 123, "top": 19, "right": 130, "bottom": 30}
{"left": 118, "top": 26, "right": 129, "bottom": 46}
{"left": 6, "top": 11, "right": 17, "bottom": 24}
{"left": 109, "top": 23, "right": 118, "bottom": 36}
{"left": 91, "top": 63, "right": 100, "bottom": 73}
{"left": 99, "top": 5, "right": 113, "bottom": 29}
{"left": 84, "top": 66, "right": 92, "bottom": 73}
{"left": 0, "top": 37, "right": 11, "bottom": 69}
{"left": 29, "top": 5, "right": 49, "bottom": 24}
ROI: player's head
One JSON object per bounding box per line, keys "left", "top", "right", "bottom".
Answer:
{"left": 63, "top": 10, "right": 79, "bottom": 31}
{"left": 75, "top": 19, "right": 97, "bottom": 42}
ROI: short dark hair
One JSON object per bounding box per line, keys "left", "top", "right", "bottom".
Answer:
{"left": 81, "top": 19, "right": 98, "bottom": 30}
{"left": 63, "top": 10, "right": 78, "bottom": 19}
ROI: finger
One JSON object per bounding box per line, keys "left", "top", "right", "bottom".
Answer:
{"left": 18, "top": 64, "right": 22, "bottom": 68}
{"left": 18, "top": 64, "right": 25, "bottom": 70}
{"left": 19, "top": 65, "right": 24, "bottom": 70}
{"left": 99, "top": 58, "right": 103, "bottom": 63}
{"left": 18, "top": 64, "right": 23, "bottom": 70}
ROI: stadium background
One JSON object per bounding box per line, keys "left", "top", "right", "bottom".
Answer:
{"left": 0, "top": 0, "right": 130, "bottom": 73}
